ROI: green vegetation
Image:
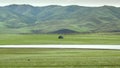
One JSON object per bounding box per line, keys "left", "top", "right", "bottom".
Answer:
{"left": 0, "top": 48, "right": 120, "bottom": 68}
{"left": 0, "top": 5, "right": 120, "bottom": 34}
{"left": 0, "top": 5, "right": 120, "bottom": 44}
{"left": 0, "top": 33, "right": 120, "bottom": 44}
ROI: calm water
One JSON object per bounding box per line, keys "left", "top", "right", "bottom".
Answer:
{"left": 0, "top": 45, "right": 120, "bottom": 50}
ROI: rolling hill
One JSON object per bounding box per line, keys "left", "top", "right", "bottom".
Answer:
{"left": 0, "top": 4, "right": 120, "bottom": 34}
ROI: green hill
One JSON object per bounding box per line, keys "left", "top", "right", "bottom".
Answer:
{"left": 0, "top": 5, "right": 120, "bottom": 34}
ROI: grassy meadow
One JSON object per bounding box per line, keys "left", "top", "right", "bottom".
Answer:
{"left": 0, "top": 48, "right": 120, "bottom": 68}
{"left": 0, "top": 33, "right": 120, "bottom": 44}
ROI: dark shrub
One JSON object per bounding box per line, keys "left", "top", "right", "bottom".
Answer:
{"left": 58, "top": 35, "right": 64, "bottom": 39}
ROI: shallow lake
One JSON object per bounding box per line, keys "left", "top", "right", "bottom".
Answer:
{"left": 0, "top": 45, "right": 120, "bottom": 50}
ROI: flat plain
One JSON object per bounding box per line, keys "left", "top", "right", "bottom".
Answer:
{"left": 0, "top": 33, "right": 120, "bottom": 45}
{"left": 0, "top": 48, "right": 120, "bottom": 68}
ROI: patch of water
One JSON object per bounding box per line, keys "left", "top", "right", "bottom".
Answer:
{"left": 0, "top": 45, "right": 120, "bottom": 50}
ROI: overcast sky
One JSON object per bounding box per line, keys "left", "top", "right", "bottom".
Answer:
{"left": 0, "top": 0, "right": 120, "bottom": 7}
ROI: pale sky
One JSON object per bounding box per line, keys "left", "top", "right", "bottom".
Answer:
{"left": 0, "top": 0, "right": 120, "bottom": 7}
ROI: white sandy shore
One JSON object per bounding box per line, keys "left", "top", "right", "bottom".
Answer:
{"left": 0, "top": 45, "right": 120, "bottom": 50}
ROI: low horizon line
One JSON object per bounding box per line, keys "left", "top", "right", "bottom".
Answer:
{"left": 0, "top": 4, "right": 120, "bottom": 7}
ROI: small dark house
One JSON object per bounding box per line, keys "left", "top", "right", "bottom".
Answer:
{"left": 58, "top": 35, "right": 64, "bottom": 39}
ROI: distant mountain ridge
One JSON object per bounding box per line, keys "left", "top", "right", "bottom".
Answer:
{"left": 0, "top": 4, "right": 120, "bottom": 34}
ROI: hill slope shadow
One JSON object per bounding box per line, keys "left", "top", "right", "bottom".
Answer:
{"left": 50, "top": 29, "right": 79, "bottom": 34}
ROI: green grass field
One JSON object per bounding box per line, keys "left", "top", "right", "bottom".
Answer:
{"left": 0, "top": 48, "right": 120, "bottom": 68}
{"left": 0, "top": 33, "right": 120, "bottom": 44}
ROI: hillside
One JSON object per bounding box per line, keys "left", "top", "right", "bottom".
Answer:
{"left": 0, "top": 5, "right": 120, "bottom": 34}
